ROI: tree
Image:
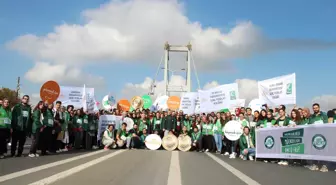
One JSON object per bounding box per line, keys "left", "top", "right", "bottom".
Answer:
{"left": 0, "top": 88, "right": 20, "bottom": 108}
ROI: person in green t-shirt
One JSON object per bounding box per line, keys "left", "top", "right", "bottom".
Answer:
{"left": 262, "top": 110, "right": 276, "bottom": 128}
{"left": 213, "top": 112, "right": 224, "bottom": 154}
{"left": 201, "top": 115, "right": 214, "bottom": 152}
{"left": 0, "top": 98, "right": 11, "bottom": 158}
{"left": 116, "top": 123, "right": 131, "bottom": 149}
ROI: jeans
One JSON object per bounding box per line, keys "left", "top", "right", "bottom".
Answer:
{"left": 241, "top": 148, "right": 256, "bottom": 160}
{"left": 214, "top": 134, "right": 222, "bottom": 152}
{"left": 231, "top": 140, "right": 238, "bottom": 154}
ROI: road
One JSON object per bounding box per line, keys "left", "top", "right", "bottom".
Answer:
{"left": 0, "top": 149, "right": 335, "bottom": 185}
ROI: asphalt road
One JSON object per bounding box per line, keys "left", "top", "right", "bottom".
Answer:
{"left": 0, "top": 150, "right": 335, "bottom": 185}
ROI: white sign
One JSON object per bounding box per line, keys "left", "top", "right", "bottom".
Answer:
{"left": 123, "top": 117, "right": 134, "bottom": 131}
{"left": 194, "top": 95, "right": 201, "bottom": 114}
{"left": 199, "top": 83, "right": 239, "bottom": 113}
{"left": 145, "top": 134, "right": 162, "bottom": 150}
{"left": 97, "top": 115, "right": 122, "bottom": 140}
{"left": 223, "top": 120, "right": 243, "bottom": 141}
{"left": 58, "top": 86, "right": 95, "bottom": 111}
{"left": 258, "top": 73, "right": 296, "bottom": 106}
{"left": 179, "top": 92, "right": 197, "bottom": 115}
{"left": 153, "top": 95, "right": 169, "bottom": 111}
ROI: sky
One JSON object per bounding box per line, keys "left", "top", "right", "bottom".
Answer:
{"left": 1, "top": 0, "right": 336, "bottom": 110}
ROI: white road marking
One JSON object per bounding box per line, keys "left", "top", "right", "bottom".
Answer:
{"left": 28, "top": 150, "right": 126, "bottom": 185}
{"left": 0, "top": 150, "right": 106, "bottom": 183}
{"left": 206, "top": 153, "right": 261, "bottom": 185}
{"left": 167, "top": 151, "right": 182, "bottom": 185}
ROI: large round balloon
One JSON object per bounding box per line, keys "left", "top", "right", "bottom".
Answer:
{"left": 223, "top": 120, "right": 243, "bottom": 141}
{"left": 145, "top": 134, "right": 162, "bottom": 150}
{"left": 142, "top": 95, "right": 153, "bottom": 109}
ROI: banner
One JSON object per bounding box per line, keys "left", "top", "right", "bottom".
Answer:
{"left": 258, "top": 73, "right": 296, "bottom": 106}
{"left": 194, "top": 95, "right": 201, "bottom": 114}
{"left": 198, "top": 83, "right": 239, "bottom": 113}
{"left": 97, "top": 115, "right": 122, "bottom": 140}
{"left": 57, "top": 86, "right": 95, "bottom": 110}
{"left": 179, "top": 92, "right": 198, "bottom": 115}
{"left": 256, "top": 124, "right": 336, "bottom": 161}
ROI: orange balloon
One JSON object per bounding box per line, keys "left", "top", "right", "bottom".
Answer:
{"left": 167, "top": 96, "right": 181, "bottom": 110}
{"left": 40, "top": 81, "right": 60, "bottom": 104}
{"left": 117, "top": 99, "right": 131, "bottom": 112}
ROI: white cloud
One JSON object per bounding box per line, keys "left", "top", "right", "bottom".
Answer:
{"left": 25, "top": 62, "right": 105, "bottom": 88}
{"left": 7, "top": 0, "right": 335, "bottom": 87}
{"left": 310, "top": 95, "right": 336, "bottom": 112}
{"left": 203, "top": 81, "right": 220, "bottom": 90}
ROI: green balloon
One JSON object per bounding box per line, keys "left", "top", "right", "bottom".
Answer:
{"left": 220, "top": 108, "right": 230, "bottom": 113}
{"left": 142, "top": 95, "right": 152, "bottom": 109}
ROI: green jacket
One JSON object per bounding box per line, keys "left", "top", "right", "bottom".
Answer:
{"left": 152, "top": 117, "right": 163, "bottom": 131}
{"left": 88, "top": 115, "right": 98, "bottom": 133}
{"left": 309, "top": 112, "right": 328, "bottom": 124}
{"left": 32, "top": 109, "right": 43, "bottom": 133}
{"left": 138, "top": 119, "right": 149, "bottom": 132}
{"left": 202, "top": 123, "right": 214, "bottom": 135}
{"left": 0, "top": 106, "right": 12, "bottom": 129}
{"left": 275, "top": 117, "right": 290, "bottom": 127}
{"left": 62, "top": 111, "right": 71, "bottom": 131}
{"left": 191, "top": 131, "right": 201, "bottom": 142}
{"left": 239, "top": 133, "right": 255, "bottom": 151}
{"left": 260, "top": 119, "right": 276, "bottom": 128}
{"left": 183, "top": 120, "right": 192, "bottom": 131}
{"left": 299, "top": 118, "right": 310, "bottom": 125}
{"left": 73, "top": 115, "right": 84, "bottom": 129}
{"left": 82, "top": 114, "right": 89, "bottom": 131}
{"left": 11, "top": 103, "right": 32, "bottom": 131}
{"left": 213, "top": 119, "right": 223, "bottom": 135}
{"left": 43, "top": 109, "right": 54, "bottom": 127}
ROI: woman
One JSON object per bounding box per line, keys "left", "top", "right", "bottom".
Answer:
{"left": 257, "top": 110, "right": 267, "bottom": 127}
{"left": 102, "top": 124, "right": 116, "bottom": 150}
{"left": 301, "top": 108, "right": 311, "bottom": 125}
{"left": 73, "top": 109, "right": 84, "bottom": 149}
{"left": 201, "top": 116, "right": 214, "bottom": 152}
{"left": 151, "top": 112, "right": 162, "bottom": 134}
{"left": 213, "top": 112, "right": 224, "bottom": 154}
{"left": 179, "top": 126, "right": 189, "bottom": 136}
{"left": 238, "top": 113, "right": 249, "bottom": 128}
{"left": 0, "top": 99, "right": 11, "bottom": 159}
{"left": 191, "top": 127, "right": 202, "bottom": 152}
{"left": 29, "top": 101, "right": 44, "bottom": 157}
{"left": 263, "top": 110, "right": 276, "bottom": 128}
{"left": 290, "top": 109, "right": 302, "bottom": 126}
{"left": 41, "top": 103, "right": 54, "bottom": 155}
{"left": 183, "top": 115, "right": 192, "bottom": 133}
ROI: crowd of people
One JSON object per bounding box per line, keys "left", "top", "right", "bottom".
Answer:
{"left": 0, "top": 95, "right": 335, "bottom": 173}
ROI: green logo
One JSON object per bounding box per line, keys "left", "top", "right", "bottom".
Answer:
{"left": 312, "top": 134, "right": 327, "bottom": 150}
{"left": 286, "top": 83, "right": 292, "bottom": 95}
{"left": 230, "top": 91, "right": 236, "bottom": 100}
{"left": 264, "top": 136, "right": 274, "bottom": 149}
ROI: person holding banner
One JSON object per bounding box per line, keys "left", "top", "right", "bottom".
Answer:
{"left": 102, "top": 124, "right": 116, "bottom": 150}
{"left": 28, "top": 101, "right": 44, "bottom": 157}
{"left": 275, "top": 108, "right": 290, "bottom": 127}
{"left": 309, "top": 103, "right": 328, "bottom": 124}
{"left": 0, "top": 99, "right": 11, "bottom": 159}
{"left": 191, "top": 127, "right": 202, "bottom": 152}
{"left": 301, "top": 108, "right": 311, "bottom": 125}
{"left": 289, "top": 109, "right": 302, "bottom": 126}
{"left": 239, "top": 126, "right": 255, "bottom": 161}
{"left": 11, "top": 95, "right": 32, "bottom": 157}
{"left": 262, "top": 110, "right": 276, "bottom": 128}
{"left": 213, "top": 112, "right": 224, "bottom": 154}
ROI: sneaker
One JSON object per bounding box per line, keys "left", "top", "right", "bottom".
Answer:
{"left": 282, "top": 161, "right": 288, "bottom": 166}
{"left": 320, "top": 165, "right": 328, "bottom": 172}
{"left": 224, "top": 152, "right": 229, "bottom": 156}
{"left": 35, "top": 154, "right": 39, "bottom": 157}
{"left": 229, "top": 154, "right": 236, "bottom": 159}
{"left": 0, "top": 155, "right": 4, "bottom": 159}
{"left": 104, "top": 146, "right": 109, "bottom": 150}
{"left": 205, "top": 149, "right": 209, "bottom": 152}
{"left": 28, "top": 154, "right": 35, "bottom": 157}
{"left": 62, "top": 148, "right": 68, "bottom": 152}
{"left": 278, "top": 161, "right": 284, "bottom": 165}
{"left": 309, "top": 164, "right": 319, "bottom": 171}
{"left": 249, "top": 156, "right": 254, "bottom": 161}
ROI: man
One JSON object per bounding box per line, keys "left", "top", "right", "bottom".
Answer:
{"left": 245, "top": 108, "right": 254, "bottom": 123}
{"left": 128, "top": 124, "right": 141, "bottom": 149}
{"left": 0, "top": 99, "right": 11, "bottom": 158}
{"left": 11, "top": 95, "right": 32, "bottom": 157}
{"left": 275, "top": 108, "right": 290, "bottom": 127}
{"left": 239, "top": 126, "right": 255, "bottom": 161}
{"left": 162, "top": 111, "right": 176, "bottom": 136}
{"left": 138, "top": 112, "right": 149, "bottom": 135}
{"left": 102, "top": 124, "right": 116, "bottom": 150}
{"left": 116, "top": 123, "right": 131, "bottom": 148}
{"left": 309, "top": 103, "right": 328, "bottom": 124}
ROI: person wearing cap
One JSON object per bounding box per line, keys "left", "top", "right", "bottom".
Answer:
{"left": 116, "top": 123, "right": 131, "bottom": 148}
{"left": 102, "top": 124, "right": 116, "bottom": 150}
{"left": 0, "top": 99, "right": 11, "bottom": 159}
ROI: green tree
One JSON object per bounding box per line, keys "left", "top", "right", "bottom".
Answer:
{"left": 0, "top": 88, "right": 20, "bottom": 108}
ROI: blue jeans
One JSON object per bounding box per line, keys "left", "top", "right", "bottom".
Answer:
{"left": 214, "top": 134, "right": 222, "bottom": 152}
{"left": 241, "top": 148, "right": 255, "bottom": 160}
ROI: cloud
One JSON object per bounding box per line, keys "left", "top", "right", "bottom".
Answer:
{"left": 310, "top": 95, "right": 336, "bottom": 112}
{"left": 7, "top": 0, "right": 336, "bottom": 72}
{"left": 25, "top": 62, "right": 105, "bottom": 88}
{"left": 203, "top": 81, "right": 220, "bottom": 90}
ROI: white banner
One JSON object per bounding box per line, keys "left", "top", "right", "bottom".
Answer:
{"left": 194, "top": 95, "right": 201, "bottom": 114}
{"left": 97, "top": 115, "right": 122, "bottom": 140}
{"left": 199, "top": 83, "right": 239, "bottom": 113}
{"left": 258, "top": 73, "right": 296, "bottom": 106}
{"left": 57, "top": 86, "right": 95, "bottom": 112}
{"left": 179, "top": 92, "right": 198, "bottom": 115}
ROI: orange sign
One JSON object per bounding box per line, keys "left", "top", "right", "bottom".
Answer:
{"left": 40, "top": 81, "right": 60, "bottom": 104}
{"left": 167, "top": 96, "right": 181, "bottom": 110}
{"left": 117, "top": 99, "right": 131, "bottom": 112}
